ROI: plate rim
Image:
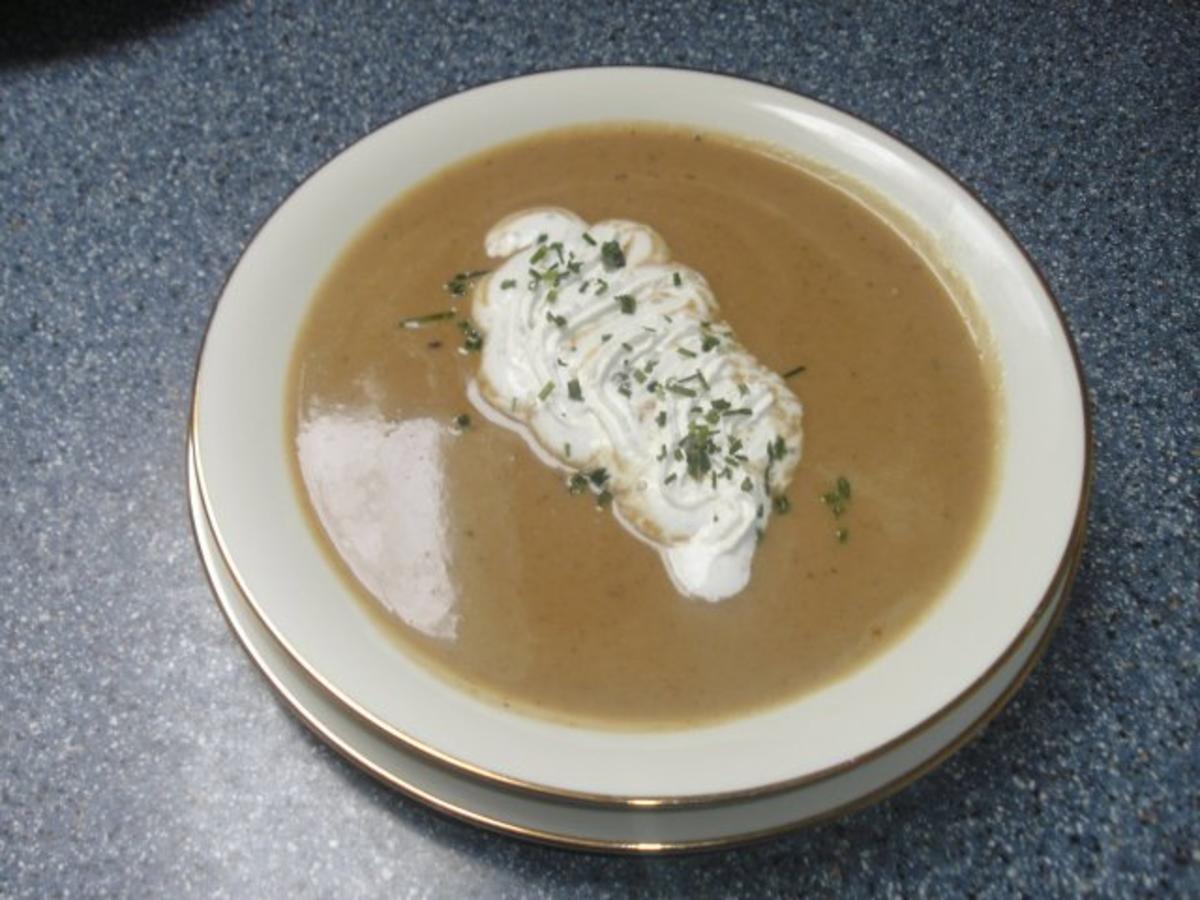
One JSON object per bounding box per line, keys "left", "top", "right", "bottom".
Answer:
{"left": 189, "top": 434, "right": 1083, "bottom": 851}
{"left": 188, "top": 64, "right": 1094, "bottom": 809}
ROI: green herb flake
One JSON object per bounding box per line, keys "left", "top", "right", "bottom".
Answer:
{"left": 567, "top": 379, "right": 584, "bottom": 401}
{"left": 595, "top": 279, "right": 609, "bottom": 296}
{"left": 664, "top": 473, "right": 678, "bottom": 485}
{"left": 530, "top": 246, "right": 548, "bottom": 265}
{"left": 537, "top": 233, "right": 548, "bottom": 244}
{"left": 444, "top": 269, "right": 490, "bottom": 297}
{"left": 616, "top": 294, "right": 637, "bottom": 315}
{"left": 781, "top": 364, "right": 807, "bottom": 379}
{"left": 582, "top": 232, "right": 597, "bottom": 246}
{"left": 738, "top": 382, "right": 750, "bottom": 396}
{"left": 677, "top": 347, "right": 697, "bottom": 359}
{"left": 400, "top": 310, "right": 456, "bottom": 329}
{"left": 538, "top": 380, "right": 555, "bottom": 401}
{"left": 621, "top": 341, "right": 634, "bottom": 352}
{"left": 452, "top": 413, "right": 471, "bottom": 430}
{"left": 589, "top": 468, "right": 610, "bottom": 488}
{"left": 568, "top": 473, "right": 589, "bottom": 495}
{"left": 740, "top": 476, "right": 753, "bottom": 493}
{"left": 673, "top": 272, "right": 683, "bottom": 287}
{"left": 500, "top": 279, "right": 517, "bottom": 290}
{"left": 595, "top": 490, "right": 613, "bottom": 508}
{"left": 655, "top": 410, "right": 668, "bottom": 427}
{"left": 820, "top": 476, "right": 853, "bottom": 517}
{"left": 459, "top": 322, "right": 484, "bottom": 353}
{"left": 601, "top": 240, "right": 626, "bottom": 270}
{"left": 668, "top": 383, "right": 697, "bottom": 398}
{"left": 701, "top": 334, "right": 720, "bottom": 353}
{"left": 773, "top": 494, "right": 792, "bottom": 515}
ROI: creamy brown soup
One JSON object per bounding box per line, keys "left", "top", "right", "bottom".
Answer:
{"left": 288, "top": 124, "right": 999, "bottom": 729}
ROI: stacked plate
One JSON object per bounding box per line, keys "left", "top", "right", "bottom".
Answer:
{"left": 188, "top": 68, "right": 1090, "bottom": 852}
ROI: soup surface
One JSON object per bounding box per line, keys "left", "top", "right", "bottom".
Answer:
{"left": 288, "top": 124, "right": 999, "bottom": 728}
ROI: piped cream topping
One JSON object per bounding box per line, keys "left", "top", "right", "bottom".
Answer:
{"left": 470, "top": 208, "right": 803, "bottom": 601}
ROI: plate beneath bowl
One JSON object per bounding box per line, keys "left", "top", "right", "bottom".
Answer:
{"left": 190, "top": 433, "right": 1079, "bottom": 850}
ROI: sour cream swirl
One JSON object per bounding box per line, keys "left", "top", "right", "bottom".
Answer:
{"left": 470, "top": 208, "right": 803, "bottom": 601}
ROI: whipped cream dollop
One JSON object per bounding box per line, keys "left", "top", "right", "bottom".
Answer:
{"left": 469, "top": 208, "right": 803, "bottom": 601}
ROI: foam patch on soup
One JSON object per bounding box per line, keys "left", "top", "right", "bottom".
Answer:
{"left": 468, "top": 208, "right": 803, "bottom": 601}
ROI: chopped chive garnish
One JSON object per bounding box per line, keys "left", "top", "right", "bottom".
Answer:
{"left": 664, "top": 473, "right": 678, "bottom": 485}
{"left": 821, "top": 476, "right": 852, "bottom": 516}
{"left": 601, "top": 333, "right": 612, "bottom": 342}
{"left": 741, "top": 476, "right": 753, "bottom": 492}
{"left": 582, "top": 232, "right": 597, "bottom": 246}
{"left": 452, "top": 413, "right": 471, "bottom": 430}
{"left": 621, "top": 341, "right": 634, "bottom": 352}
{"left": 668, "top": 384, "right": 697, "bottom": 398}
{"left": 595, "top": 490, "right": 613, "bottom": 508}
{"left": 655, "top": 410, "right": 667, "bottom": 427}
{"left": 537, "top": 233, "right": 548, "bottom": 244}
{"left": 701, "top": 335, "right": 720, "bottom": 352}
{"left": 601, "top": 240, "right": 626, "bottom": 270}
{"left": 530, "top": 246, "right": 548, "bottom": 264}
{"left": 538, "top": 380, "right": 555, "bottom": 401}
{"left": 616, "top": 294, "right": 637, "bottom": 315}
{"left": 400, "top": 310, "right": 456, "bottom": 329}
{"left": 617, "top": 383, "right": 632, "bottom": 398}
{"left": 444, "top": 270, "right": 490, "bottom": 297}
{"left": 459, "top": 323, "right": 484, "bottom": 352}
{"left": 500, "top": 279, "right": 516, "bottom": 289}
{"left": 773, "top": 494, "right": 791, "bottom": 514}
{"left": 589, "top": 468, "right": 609, "bottom": 487}
{"left": 781, "top": 365, "right": 807, "bottom": 379}
{"left": 565, "top": 442, "right": 572, "bottom": 458}
{"left": 633, "top": 369, "right": 647, "bottom": 384}
{"left": 568, "top": 473, "right": 588, "bottom": 494}
{"left": 723, "top": 407, "right": 753, "bottom": 417}
{"left": 673, "top": 272, "right": 682, "bottom": 287}
{"left": 595, "top": 279, "right": 608, "bottom": 295}
{"left": 738, "top": 382, "right": 749, "bottom": 396}
{"left": 546, "top": 312, "right": 567, "bottom": 328}
{"left": 567, "top": 379, "right": 583, "bottom": 401}
{"left": 677, "top": 347, "right": 697, "bottom": 358}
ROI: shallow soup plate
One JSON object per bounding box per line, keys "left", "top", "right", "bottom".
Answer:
{"left": 190, "top": 67, "right": 1090, "bottom": 810}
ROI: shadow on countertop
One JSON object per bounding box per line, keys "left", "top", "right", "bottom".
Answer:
{"left": 0, "top": 0, "right": 226, "bottom": 67}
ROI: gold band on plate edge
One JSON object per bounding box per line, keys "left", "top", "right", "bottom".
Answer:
{"left": 186, "top": 69, "right": 1095, "bottom": 811}
{"left": 190, "top": 448, "right": 1085, "bottom": 853}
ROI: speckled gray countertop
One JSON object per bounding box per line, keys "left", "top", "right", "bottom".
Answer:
{"left": 2, "top": 1, "right": 1196, "bottom": 896}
